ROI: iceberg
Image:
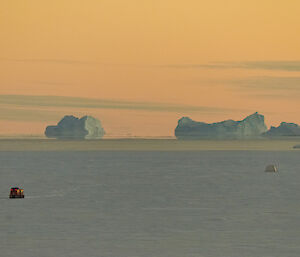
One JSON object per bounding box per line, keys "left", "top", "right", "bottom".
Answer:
{"left": 263, "top": 122, "right": 300, "bottom": 137}
{"left": 45, "top": 115, "right": 105, "bottom": 139}
{"left": 175, "top": 112, "right": 267, "bottom": 139}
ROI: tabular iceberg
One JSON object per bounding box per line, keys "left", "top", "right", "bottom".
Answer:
{"left": 45, "top": 115, "right": 105, "bottom": 139}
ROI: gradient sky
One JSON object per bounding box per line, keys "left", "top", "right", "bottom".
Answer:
{"left": 1, "top": 0, "right": 300, "bottom": 137}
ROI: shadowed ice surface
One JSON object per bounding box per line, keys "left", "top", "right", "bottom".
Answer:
{"left": 1, "top": 151, "right": 300, "bottom": 257}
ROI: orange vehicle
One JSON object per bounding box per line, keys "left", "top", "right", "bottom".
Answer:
{"left": 9, "top": 187, "right": 25, "bottom": 198}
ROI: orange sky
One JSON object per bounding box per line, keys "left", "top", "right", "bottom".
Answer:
{"left": 1, "top": 0, "right": 300, "bottom": 137}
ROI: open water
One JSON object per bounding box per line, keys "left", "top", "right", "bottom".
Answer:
{"left": 0, "top": 151, "right": 300, "bottom": 257}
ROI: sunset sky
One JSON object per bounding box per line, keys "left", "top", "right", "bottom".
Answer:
{"left": 1, "top": 0, "right": 300, "bottom": 137}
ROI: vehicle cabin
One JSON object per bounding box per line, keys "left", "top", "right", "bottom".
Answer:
{"left": 9, "top": 187, "right": 24, "bottom": 198}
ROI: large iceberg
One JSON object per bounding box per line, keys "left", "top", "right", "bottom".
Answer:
{"left": 263, "top": 122, "right": 300, "bottom": 137}
{"left": 175, "top": 112, "right": 267, "bottom": 139}
{"left": 45, "top": 115, "right": 105, "bottom": 139}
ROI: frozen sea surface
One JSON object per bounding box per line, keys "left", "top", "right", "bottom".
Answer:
{"left": 1, "top": 151, "right": 300, "bottom": 257}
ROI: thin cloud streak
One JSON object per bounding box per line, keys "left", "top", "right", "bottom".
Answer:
{"left": 2, "top": 58, "right": 300, "bottom": 71}
{"left": 227, "top": 76, "right": 300, "bottom": 100}
{"left": 0, "top": 58, "right": 141, "bottom": 67}
{"left": 230, "top": 76, "right": 300, "bottom": 91}
{"left": 0, "top": 58, "right": 97, "bottom": 65}
{"left": 0, "top": 106, "right": 64, "bottom": 122}
{"left": 162, "top": 61, "right": 300, "bottom": 72}
{"left": 0, "top": 95, "right": 237, "bottom": 114}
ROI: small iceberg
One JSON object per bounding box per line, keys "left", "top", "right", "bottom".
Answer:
{"left": 265, "top": 164, "right": 278, "bottom": 172}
